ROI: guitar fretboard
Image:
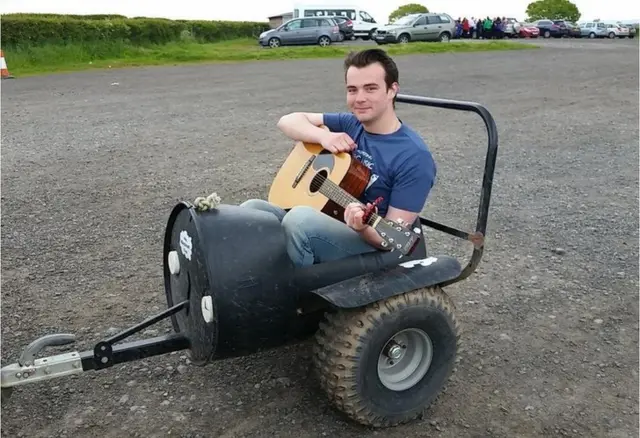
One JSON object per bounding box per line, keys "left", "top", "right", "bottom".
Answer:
{"left": 315, "top": 174, "right": 382, "bottom": 226}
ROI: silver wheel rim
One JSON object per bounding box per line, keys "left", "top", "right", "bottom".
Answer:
{"left": 269, "top": 39, "right": 279, "bottom": 47}
{"left": 377, "top": 328, "right": 433, "bottom": 391}
{"left": 400, "top": 36, "right": 408, "bottom": 43}
{"left": 319, "top": 37, "right": 330, "bottom": 46}
{"left": 441, "top": 34, "right": 449, "bottom": 42}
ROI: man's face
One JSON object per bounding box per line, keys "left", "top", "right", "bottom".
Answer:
{"left": 345, "top": 63, "right": 397, "bottom": 123}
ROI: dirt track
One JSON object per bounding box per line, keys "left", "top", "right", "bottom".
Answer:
{"left": 2, "top": 38, "right": 639, "bottom": 437}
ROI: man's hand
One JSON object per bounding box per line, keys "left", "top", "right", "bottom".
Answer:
{"left": 344, "top": 202, "right": 370, "bottom": 231}
{"left": 344, "top": 202, "right": 389, "bottom": 250}
{"left": 321, "top": 131, "right": 356, "bottom": 153}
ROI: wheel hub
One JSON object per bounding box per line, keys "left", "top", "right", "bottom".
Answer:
{"left": 388, "top": 344, "right": 403, "bottom": 360}
{"left": 377, "top": 328, "right": 433, "bottom": 391}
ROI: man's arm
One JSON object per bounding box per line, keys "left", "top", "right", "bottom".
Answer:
{"left": 345, "top": 149, "right": 435, "bottom": 249}
{"left": 277, "top": 112, "right": 356, "bottom": 153}
{"left": 277, "top": 112, "right": 327, "bottom": 143}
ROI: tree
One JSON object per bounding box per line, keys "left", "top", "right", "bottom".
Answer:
{"left": 525, "top": 0, "right": 581, "bottom": 22}
{"left": 388, "top": 3, "right": 429, "bottom": 23}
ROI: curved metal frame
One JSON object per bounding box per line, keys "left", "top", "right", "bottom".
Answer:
{"left": 395, "top": 94, "right": 499, "bottom": 286}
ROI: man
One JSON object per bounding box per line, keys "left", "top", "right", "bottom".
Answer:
{"left": 483, "top": 17, "right": 493, "bottom": 39}
{"left": 477, "top": 18, "right": 484, "bottom": 38}
{"left": 241, "top": 49, "right": 437, "bottom": 266}
{"left": 468, "top": 17, "right": 476, "bottom": 38}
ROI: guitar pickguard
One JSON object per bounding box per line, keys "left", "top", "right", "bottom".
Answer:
{"left": 312, "top": 149, "right": 335, "bottom": 173}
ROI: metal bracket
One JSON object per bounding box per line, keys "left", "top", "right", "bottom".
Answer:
{"left": 92, "top": 300, "right": 187, "bottom": 370}
{"left": 1, "top": 333, "right": 81, "bottom": 393}
{"left": 468, "top": 231, "right": 485, "bottom": 249}
{"left": 18, "top": 333, "right": 76, "bottom": 367}
{"left": 2, "top": 350, "right": 83, "bottom": 389}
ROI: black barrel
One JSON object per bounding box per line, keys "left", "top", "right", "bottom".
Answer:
{"left": 162, "top": 202, "right": 326, "bottom": 365}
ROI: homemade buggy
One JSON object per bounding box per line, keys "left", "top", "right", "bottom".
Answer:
{"left": 1, "top": 94, "right": 498, "bottom": 428}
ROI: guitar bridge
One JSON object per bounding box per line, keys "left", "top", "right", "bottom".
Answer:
{"left": 293, "top": 156, "right": 315, "bottom": 188}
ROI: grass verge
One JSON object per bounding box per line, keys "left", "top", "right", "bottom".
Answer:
{"left": 4, "top": 38, "right": 539, "bottom": 77}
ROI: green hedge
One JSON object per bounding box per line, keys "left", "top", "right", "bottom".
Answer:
{"left": 1, "top": 14, "right": 271, "bottom": 47}
{"left": 2, "top": 13, "right": 129, "bottom": 20}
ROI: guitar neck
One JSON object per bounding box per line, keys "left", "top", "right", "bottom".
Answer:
{"left": 318, "top": 178, "right": 382, "bottom": 226}
{"left": 316, "top": 173, "right": 420, "bottom": 256}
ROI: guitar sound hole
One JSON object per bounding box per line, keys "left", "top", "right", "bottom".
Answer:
{"left": 309, "top": 170, "right": 328, "bottom": 194}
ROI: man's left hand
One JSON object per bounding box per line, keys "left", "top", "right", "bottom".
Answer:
{"left": 344, "top": 202, "right": 371, "bottom": 232}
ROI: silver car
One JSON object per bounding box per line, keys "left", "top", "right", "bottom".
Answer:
{"left": 373, "top": 13, "right": 457, "bottom": 43}
{"left": 579, "top": 21, "right": 609, "bottom": 38}
{"left": 259, "top": 17, "right": 341, "bottom": 47}
{"left": 604, "top": 23, "right": 630, "bottom": 38}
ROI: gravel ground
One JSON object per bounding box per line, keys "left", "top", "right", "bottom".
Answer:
{"left": 1, "top": 38, "right": 638, "bottom": 438}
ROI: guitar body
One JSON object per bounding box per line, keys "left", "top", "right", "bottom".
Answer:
{"left": 267, "top": 137, "right": 422, "bottom": 256}
{"left": 268, "top": 141, "right": 371, "bottom": 222}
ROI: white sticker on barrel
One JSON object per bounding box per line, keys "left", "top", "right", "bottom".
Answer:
{"left": 399, "top": 256, "right": 438, "bottom": 268}
{"left": 179, "top": 230, "right": 192, "bottom": 260}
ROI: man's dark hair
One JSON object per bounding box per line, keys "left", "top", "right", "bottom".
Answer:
{"left": 343, "top": 49, "right": 399, "bottom": 106}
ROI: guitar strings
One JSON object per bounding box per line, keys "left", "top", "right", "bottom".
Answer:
{"left": 306, "top": 171, "right": 414, "bottom": 246}
{"left": 309, "top": 172, "right": 357, "bottom": 205}
{"left": 308, "top": 172, "right": 381, "bottom": 224}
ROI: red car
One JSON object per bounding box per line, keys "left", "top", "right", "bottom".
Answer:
{"left": 518, "top": 24, "right": 540, "bottom": 38}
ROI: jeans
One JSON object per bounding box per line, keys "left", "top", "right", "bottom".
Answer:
{"left": 240, "top": 199, "right": 378, "bottom": 266}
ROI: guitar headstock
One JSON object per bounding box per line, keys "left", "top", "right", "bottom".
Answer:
{"left": 373, "top": 218, "right": 422, "bottom": 256}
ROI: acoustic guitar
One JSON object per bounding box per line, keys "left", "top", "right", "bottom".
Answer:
{"left": 268, "top": 140, "right": 422, "bottom": 256}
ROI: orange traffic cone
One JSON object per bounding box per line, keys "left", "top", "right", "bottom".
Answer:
{"left": 1, "top": 50, "right": 15, "bottom": 79}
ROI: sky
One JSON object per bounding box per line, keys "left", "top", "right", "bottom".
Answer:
{"left": 1, "top": 0, "right": 638, "bottom": 23}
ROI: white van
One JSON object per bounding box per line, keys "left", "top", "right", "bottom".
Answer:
{"left": 292, "top": 3, "right": 379, "bottom": 39}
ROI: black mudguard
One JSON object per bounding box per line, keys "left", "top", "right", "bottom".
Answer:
{"left": 311, "top": 255, "right": 462, "bottom": 308}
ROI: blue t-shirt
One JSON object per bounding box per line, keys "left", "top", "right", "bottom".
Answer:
{"left": 323, "top": 112, "right": 436, "bottom": 217}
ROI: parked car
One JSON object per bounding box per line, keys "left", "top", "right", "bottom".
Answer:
{"left": 618, "top": 24, "right": 637, "bottom": 38}
{"left": 332, "top": 16, "right": 355, "bottom": 40}
{"left": 259, "top": 17, "right": 341, "bottom": 47}
{"left": 517, "top": 23, "right": 540, "bottom": 38}
{"left": 502, "top": 18, "right": 520, "bottom": 37}
{"left": 532, "top": 19, "right": 569, "bottom": 38}
{"left": 554, "top": 20, "right": 581, "bottom": 37}
{"left": 373, "top": 12, "right": 456, "bottom": 44}
{"left": 604, "top": 23, "right": 629, "bottom": 38}
{"left": 578, "top": 21, "right": 609, "bottom": 38}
